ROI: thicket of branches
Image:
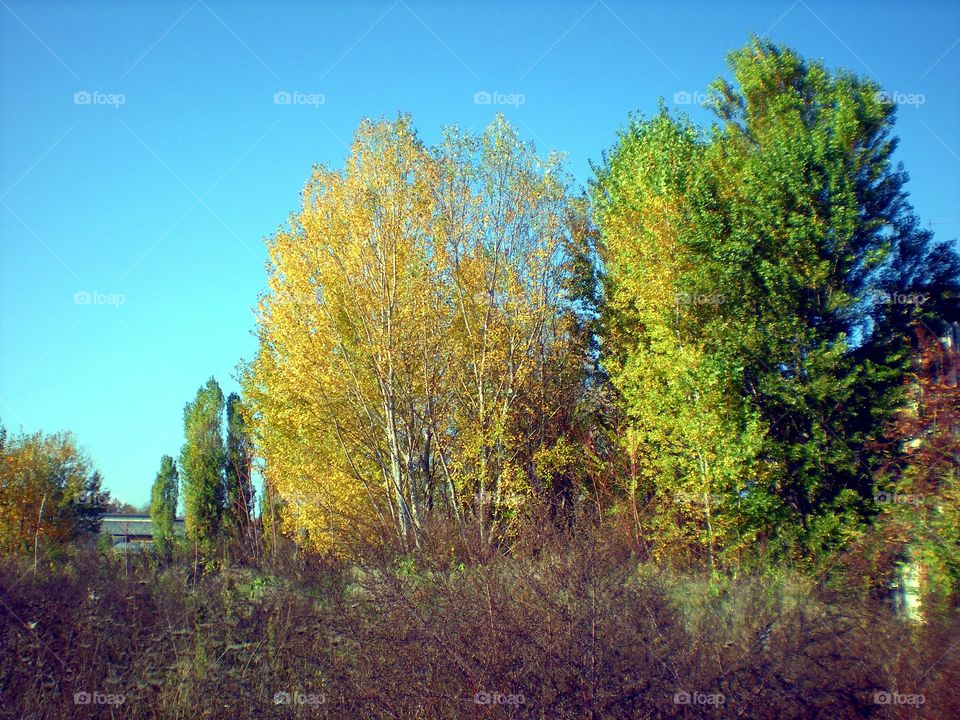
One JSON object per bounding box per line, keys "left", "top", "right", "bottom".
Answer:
{"left": 3, "top": 521, "right": 959, "bottom": 719}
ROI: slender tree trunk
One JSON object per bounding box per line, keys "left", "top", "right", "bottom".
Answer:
{"left": 33, "top": 493, "right": 46, "bottom": 574}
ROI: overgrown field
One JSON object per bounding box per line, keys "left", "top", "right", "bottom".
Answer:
{"left": 2, "top": 530, "right": 957, "bottom": 719}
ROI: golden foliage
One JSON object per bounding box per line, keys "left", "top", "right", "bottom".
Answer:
{"left": 243, "top": 115, "right": 582, "bottom": 551}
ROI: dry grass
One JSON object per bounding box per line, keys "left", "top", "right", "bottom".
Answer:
{"left": 1, "top": 523, "right": 957, "bottom": 719}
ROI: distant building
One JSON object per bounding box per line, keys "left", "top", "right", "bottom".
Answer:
{"left": 100, "top": 514, "right": 185, "bottom": 552}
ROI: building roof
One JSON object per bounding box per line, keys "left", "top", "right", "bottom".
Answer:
{"left": 100, "top": 514, "right": 185, "bottom": 537}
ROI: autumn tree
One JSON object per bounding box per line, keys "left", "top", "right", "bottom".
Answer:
{"left": 434, "top": 120, "right": 593, "bottom": 544}
{"left": 0, "top": 424, "right": 106, "bottom": 555}
{"left": 179, "top": 378, "right": 226, "bottom": 550}
{"left": 243, "top": 115, "right": 593, "bottom": 552}
{"left": 149, "top": 454, "right": 179, "bottom": 557}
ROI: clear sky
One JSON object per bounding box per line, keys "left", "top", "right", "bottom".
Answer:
{"left": 1, "top": 0, "right": 958, "bottom": 508}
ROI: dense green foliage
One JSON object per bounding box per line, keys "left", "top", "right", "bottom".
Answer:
{"left": 179, "top": 378, "right": 227, "bottom": 549}
{"left": 594, "top": 37, "right": 960, "bottom": 567}
{"left": 149, "top": 455, "right": 179, "bottom": 557}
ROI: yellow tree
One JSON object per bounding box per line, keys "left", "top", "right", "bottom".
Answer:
{"left": 243, "top": 115, "right": 588, "bottom": 552}
{"left": 244, "top": 116, "right": 442, "bottom": 551}
{"left": 0, "top": 424, "right": 104, "bottom": 556}
{"left": 433, "top": 120, "right": 575, "bottom": 536}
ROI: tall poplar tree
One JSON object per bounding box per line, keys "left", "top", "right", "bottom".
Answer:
{"left": 224, "top": 393, "right": 254, "bottom": 539}
{"left": 179, "top": 378, "right": 226, "bottom": 549}
{"left": 149, "top": 455, "right": 179, "bottom": 557}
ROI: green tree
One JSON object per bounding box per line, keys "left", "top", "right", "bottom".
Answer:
{"left": 149, "top": 455, "right": 179, "bottom": 557}
{"left": 179, "top": 378, "right": 226, "bottom": 550}
{"left": 595, "top": 109, "right": 770, "bottom": 567}
{"left": 224, "top": 393, "right": 254, "bottom": 539}
{"left": 596, "top": 37, "right": 960, "bottom": 565}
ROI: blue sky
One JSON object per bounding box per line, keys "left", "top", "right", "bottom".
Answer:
{"left": 1, "top": 0, "right": 958, "bottom": 508}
